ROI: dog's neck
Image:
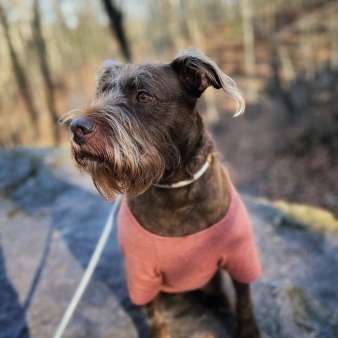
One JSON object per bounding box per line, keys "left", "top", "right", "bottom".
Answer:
{"left": 158, "top": 111, "right": 213, "bottom": 186}
{"left": 127, "top": 117, "right": 231, "bottom": 237}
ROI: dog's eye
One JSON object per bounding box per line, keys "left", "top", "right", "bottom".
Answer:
{"left": 137, "top": 91, "right": 153, "bottom": 103}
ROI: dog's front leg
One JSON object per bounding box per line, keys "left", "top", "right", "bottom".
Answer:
{"left": 146, "top": 293, "right": 170, "bottom": 338}
{"left": 232, "top": 279, "right": 260, "bottom": 338}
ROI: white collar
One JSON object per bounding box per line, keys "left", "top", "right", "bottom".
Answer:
{"left": 153, "top": 155, "right": 212, "bottom": 189}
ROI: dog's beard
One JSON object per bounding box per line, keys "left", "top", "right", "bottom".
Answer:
{"left": 64, "top": 103, "right": 179, "bottom": 201}
{"left": 71, "top": 139, "right": 168, "bottom": 200}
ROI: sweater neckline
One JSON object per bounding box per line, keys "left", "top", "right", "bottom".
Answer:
{"left": 121, "top": 179, "right": 238, "bottom": 241}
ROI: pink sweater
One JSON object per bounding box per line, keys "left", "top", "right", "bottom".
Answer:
{"left": 118, "top": 181, "right": 261, "bottom": 306}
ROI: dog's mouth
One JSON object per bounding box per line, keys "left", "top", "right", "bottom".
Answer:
{"left": 64, "top": 109, "right": 177, "bottom": 198}
{"left": 71, "top": 141, "right": 105, "bottom": 165}
{"left": 77, "top": 153, "right": 104, "bottom": 164}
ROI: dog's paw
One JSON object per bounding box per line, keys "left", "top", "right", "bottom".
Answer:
{"left": 204, "top": 333, "right": 215, "bottom": 338}
{"left": 236, "top": 318, "right": 260, "bottom": 338}
{"left": 150, "top": 323, "right": 171, "bottom": 338}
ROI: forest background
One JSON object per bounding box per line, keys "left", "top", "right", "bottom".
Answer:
{"left": 1, "top": 0, "right": 338, "bottom": 217}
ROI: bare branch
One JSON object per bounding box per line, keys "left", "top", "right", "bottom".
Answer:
{"left": 102, "top": 0, "right": 132, "bottom": 62}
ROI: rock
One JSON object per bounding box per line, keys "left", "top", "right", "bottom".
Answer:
{"left": 0, "top": 148, "right": 36, "bottom": 191}
{"left": 0, "top": 147, "right": 338, "bottom": 338}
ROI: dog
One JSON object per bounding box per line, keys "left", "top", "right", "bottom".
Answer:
{"left": 61, "top": 48, "right": 261, "bottom": 338}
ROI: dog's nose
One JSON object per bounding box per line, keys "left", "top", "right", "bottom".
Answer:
{"left": 70, "top": 118, "right": 96, "bottom": 144}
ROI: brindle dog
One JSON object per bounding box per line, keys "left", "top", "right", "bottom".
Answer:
{"left": 61, "top": 48, "right": 260, "bottom": 338}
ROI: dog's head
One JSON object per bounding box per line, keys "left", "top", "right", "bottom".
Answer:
{"left": 60, "top": 48, "right": 244, "bottom": 200}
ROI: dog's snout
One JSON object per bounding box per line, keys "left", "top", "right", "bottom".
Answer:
{"left": 70, "top": 118, "right": 96, "bottom": 143}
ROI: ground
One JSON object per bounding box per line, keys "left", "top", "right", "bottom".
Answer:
{"left": 0, "top": 147, "right": 338, "bottom": 338}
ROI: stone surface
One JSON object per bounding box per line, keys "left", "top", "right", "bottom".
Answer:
{"left": 0, "top": 147, "right": 337, "bottom": 338}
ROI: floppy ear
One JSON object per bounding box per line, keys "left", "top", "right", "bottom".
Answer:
{"left": 171, "top": 48, "right": 245, "bottom": 116}
{"left": 96, "top": 60, "right": 121, "bottom": 96}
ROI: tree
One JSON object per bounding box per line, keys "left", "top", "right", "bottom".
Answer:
{"left": 102, "top": 0, "right": 132, "bottom": 62}
{"left": 0, "top": 4, "right": 39, "bottom": 139}
{"left": 240, "top": 0, "right": 258, "bottom": 104}
{"left": 32, "top": 0, "right": 60, "bottom": 145}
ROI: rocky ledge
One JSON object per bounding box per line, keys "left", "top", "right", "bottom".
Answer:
{"left": 0, "top": 148, "right": 338, "bottom": 338}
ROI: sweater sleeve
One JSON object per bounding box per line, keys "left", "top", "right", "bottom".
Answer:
{"left": 219, "top": 196, "right": 261, "bottom": 284}
{"left": 221, "top": 188, "right": 261, "bottom": 284}
{"left": 224, "top": 240, "right": 261, "bottom": 284}
{"left": 124, "top": 255, "right": 162, "bottom": 306}
{"left": 118, "top": 198, "right": 162, "bottom": 305}
{"left": 221, "top": 225, "right": 261, "bottom": 284}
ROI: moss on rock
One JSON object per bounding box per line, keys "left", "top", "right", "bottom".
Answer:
{"left": 273, "top": 200, "right": 338, "bottom": 233}
{"left": 286, "top": 286, "right": 338, "bottom": 337}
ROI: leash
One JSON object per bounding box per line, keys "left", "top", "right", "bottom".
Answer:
{"left": 53, "top": 194, "right": 122, "bottom": 338}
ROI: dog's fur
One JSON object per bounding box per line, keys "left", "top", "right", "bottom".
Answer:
{"left": 61, "top": 48, "right": 259, "bottom": 338}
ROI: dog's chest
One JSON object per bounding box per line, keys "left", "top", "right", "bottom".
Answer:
{"left": 127, "top": 164, "right": 231, "bottom": 237}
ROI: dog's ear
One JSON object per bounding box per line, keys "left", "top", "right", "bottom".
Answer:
{"left": 171, "top": 48, "right": 245, "bottom": 116}
{"left": 96, "top": 60, "right": 121, "bottom": 96}
{"left": 171, "top": 49, "right": 222, "bottom": 95}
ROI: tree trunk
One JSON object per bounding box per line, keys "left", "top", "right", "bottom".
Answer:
{"left": 0, "top": 4, "right": 39, "bottom": 139}
{"left": 329, "top": 10, "right": 338, "bottom": 70}
{"left": 240, "top": 0, "right": 258, "bottom": 104}
{"left": 167, "top": 0, "right": 184, "bottom": 52}
{"left": 299, "top": 20, "right": 316, "bottom": 80}
{"left": 270, "top": 46, "right": 296, "bottom": 116}
{"left": 186, "top": 0, "right": 203, "bottom": 49}
{"left": 32, "top": 0, "right": 60, "bottom": 145}
{"left": 278, "top": 45, "right": 296, "bottom": 90}
{"left": 102, "top": 0, "right": 132, "bottom": 62}
{"left": 264, "top": 0, "right": 276, "bottom": 33}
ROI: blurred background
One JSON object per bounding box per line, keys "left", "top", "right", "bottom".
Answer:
{"left": 1, "top": 0, "right": 338, "bottom": 217}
